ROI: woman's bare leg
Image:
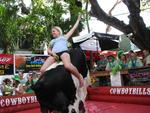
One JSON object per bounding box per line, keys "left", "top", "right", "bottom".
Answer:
{"left": 40, "top": 56, "right": 55, "bottom": 75}
{"left": 60, "top": 53, "right": 84, "bottom": 87}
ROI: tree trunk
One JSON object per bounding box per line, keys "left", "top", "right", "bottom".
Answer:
{"left": 2, "top": 42, "right": 10, "bottom": 54}
{"left": 123, "top": 0, "right": 150, "bottom": 50}
{"left": 89, "top": 0, "right": 150, "bottom": 50}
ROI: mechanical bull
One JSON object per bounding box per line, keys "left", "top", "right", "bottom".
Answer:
{"left": 32, "top": 48, "right": 91, "bottom": 113}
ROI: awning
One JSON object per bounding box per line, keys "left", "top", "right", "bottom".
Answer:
{"left": 95, "top": 32, "right": 119, "bottom": 50}
{"left": 73, "top": 32, "right": 119, "bottom": 51}
{"left": 79, "top": 36, "right": 101, "bottom": 51}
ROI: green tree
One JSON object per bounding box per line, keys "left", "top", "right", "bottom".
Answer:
{"left": 0, "top": 0, "right": 84, "bottom": 53}
{"left": 0, "top": 0, "right": 21, "bottom": 53}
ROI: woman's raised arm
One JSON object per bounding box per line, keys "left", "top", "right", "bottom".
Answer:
{"left": 65, "top": 15, "right": 81, "bottom": 40}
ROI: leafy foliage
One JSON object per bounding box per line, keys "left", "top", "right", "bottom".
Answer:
{"left": 0, "top": 0, "right": 21, "bottom": 53}
{"left": 0, "top": 0, "right": 84, "bottom": 53}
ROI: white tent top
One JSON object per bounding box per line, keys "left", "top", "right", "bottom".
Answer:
{"left": 72, "top": 32, "right": 101, "bottom": 51}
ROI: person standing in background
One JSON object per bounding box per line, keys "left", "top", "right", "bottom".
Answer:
{"left": 12, "top": 75, "right": 25, "bottom": 95}
{"left": 105, "top": 55, "right": 118, "bottom": 71}
{"left": 118, "top": 50, "right": 128, "bottom": 69}
{"left": 96, "top": 55, "right": 108, "bottom": 71}
{"left": 25, "top": 73, "right": 36, "bottom": 94}
{"left": 1, "top": 78, "right": 13, "bottom": 96}
{"left": 18, "top": 71, "right": 27, "bottom": 84}
{"left": 143, "top": 49, "right": 150, "bottom": 66}
{"left": 127, "top": 50, "right": 143, "bottom": 68}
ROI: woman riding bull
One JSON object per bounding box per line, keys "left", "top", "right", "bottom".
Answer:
{"left": 40, "top": 15, "right": 84, "bottom": 87}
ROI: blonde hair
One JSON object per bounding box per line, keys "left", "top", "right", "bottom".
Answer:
{"left": 52, "top": 26, "right": 63, "bottom": 35}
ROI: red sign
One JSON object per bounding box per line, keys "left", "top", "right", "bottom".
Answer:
{"left": 88, "top": 86, "right": 150, "bottom": 105}
{"left": 0, "top": 54, "right": 13, "bottom": 64}
{"left": 0, "top": 94, "right": 38, "bottom": 108}
{"left": 0, "top": 94, "right": 39, "bottom": 113}
{"left": 0, "top": 54, "right": 14, "bottom": 75}
{"left": 88, "top": 86, "right": 150, "bottom": 96}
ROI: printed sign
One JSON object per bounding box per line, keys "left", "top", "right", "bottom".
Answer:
{"left": 110, "top": 87, "right": 150, "bottom": 96}
{"left": 0, "top": 54, "right": 13, "bottom": 64}
{"left": 128, "top": 67, "right": 150, "bottom": 78}
{"left": 0, "top": 94, "right": 38, "bottom": 108}
{"left": 15, "top": 54, "right": 48, "bottom": 73}
{"left": 0, "top": 54, "right": 14, "bottom": 75}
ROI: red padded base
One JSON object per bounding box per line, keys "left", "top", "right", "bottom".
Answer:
{"left": 87, "top": 86, "right": 150, "bottom": 105}
{"left": 16, "top": 101, "right": 150, "bottom": 113}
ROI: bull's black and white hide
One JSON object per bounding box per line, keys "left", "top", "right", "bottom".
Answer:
{"left": 32, "top": 48, "right": 91, "bottom": 113}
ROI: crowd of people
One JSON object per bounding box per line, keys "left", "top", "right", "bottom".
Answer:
{"left": 94, "top": 49, "right": 150, "bottom": 72}
{"left": 0, "top": 71, "right": 40, "bottom": 96}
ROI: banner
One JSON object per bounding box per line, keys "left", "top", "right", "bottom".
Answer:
{"left": 128, "top": 66, "right": 150, "bottom": 78}
{"left": 0, "top": 94, "right": 39, "bottom": 113}
{"left": 0, "top": 54, "right": 14, "bottom": 75}
{"left": 88, "top": 86, "right": 150, "bottom": 96}
{"left": 15, "top": 54, "right": 48, "bottom": 73}
{"left": 110, "top": 87, "right": 150, "bottom": 96}
{"left": 0, "top": 94, "right": 37, "bottom": 108}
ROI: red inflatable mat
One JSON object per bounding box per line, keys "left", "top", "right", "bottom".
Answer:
{"left": 87, "top": 86, "right": 150, "bottom": 105}
{"left": 16, "top": 101, "right": 150, "bottom": 113}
